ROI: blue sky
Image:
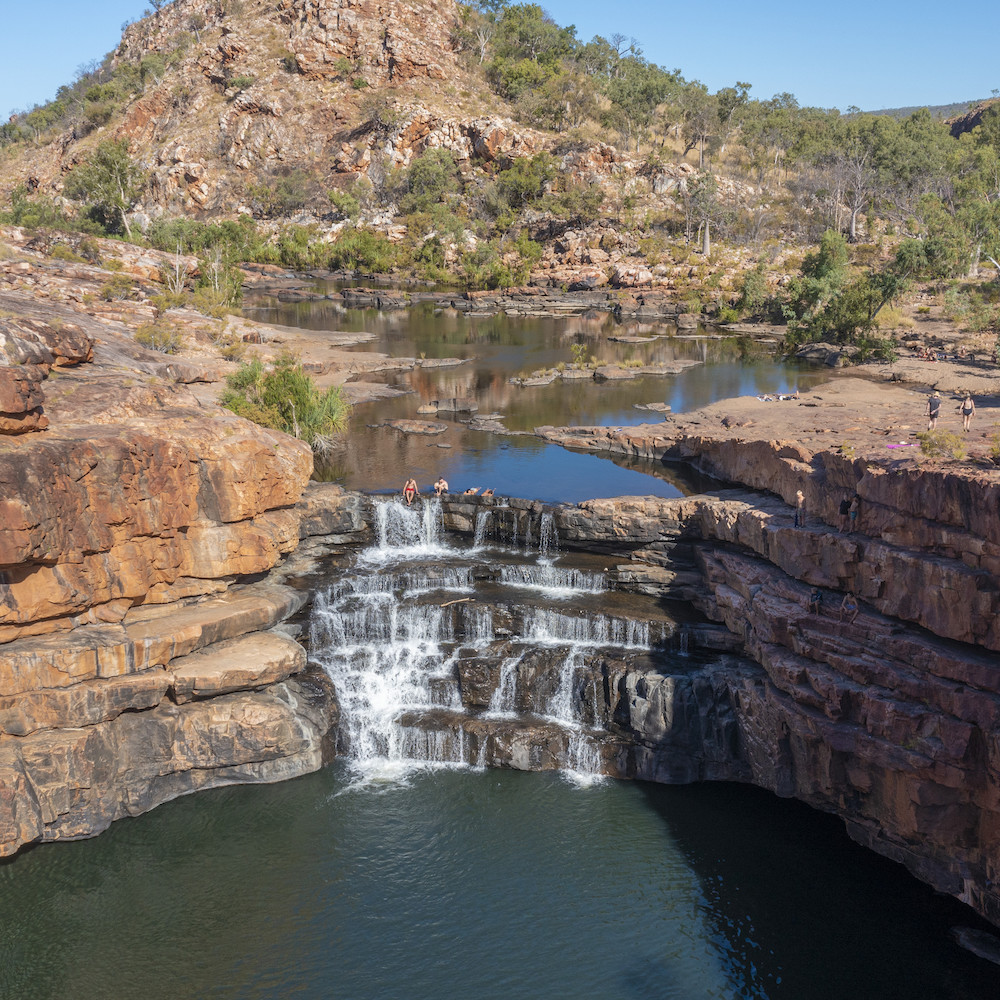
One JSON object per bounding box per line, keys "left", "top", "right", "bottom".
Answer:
{"left": 2, "top": 0, "right": 997, "bottom": 119}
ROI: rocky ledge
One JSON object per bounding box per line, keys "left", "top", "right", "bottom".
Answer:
{"left": 0, "top": 289, "right": 367, "bottom": 857}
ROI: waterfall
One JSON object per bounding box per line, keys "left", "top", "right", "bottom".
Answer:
{"left": 498, "top": 564, "right": 605, "bottom": 599}
{"left": 361, "top": 498, "right": 451, "bottom": 565}
{"left": 473, "top": 505, "right": 518, "bottom": 550}
{"left": 487, "top": 652, "right": 525, "bottom": 718}
{"left": 522, "top": 609, "right": 653, "bottom": 649}
{"left": 310, "top": 497, "right": 672, "bottom": 783}
{"left": 473, "top": 510, "right": 491, "bottom": 548}
{"left": 564, "top": 730, "right": 604, "bottom": 786}
{"left": 538, "top": 512, "right": 559, "bottom": 559}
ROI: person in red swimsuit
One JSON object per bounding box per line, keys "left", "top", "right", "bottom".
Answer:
{"left": 403, "top": 478, "right": 418, "bottom": 505}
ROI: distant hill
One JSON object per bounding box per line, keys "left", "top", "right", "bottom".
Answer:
{"left": 866, "top": 99, "right": 992, "bottom": 120}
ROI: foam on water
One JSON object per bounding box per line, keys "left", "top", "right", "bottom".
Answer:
{"left": 311, "top": 498, "right": 666, "bottom": 782}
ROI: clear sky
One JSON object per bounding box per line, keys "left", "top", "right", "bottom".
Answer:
{"left": 2, "top": 0, "right": 998, "bottom": 119}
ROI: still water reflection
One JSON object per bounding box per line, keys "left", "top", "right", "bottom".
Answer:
{"left": 244, "top": 294, "right": 827, "bottom": 502}
{"left": 0, "top": 766, "right": 994, "bottom": 1000}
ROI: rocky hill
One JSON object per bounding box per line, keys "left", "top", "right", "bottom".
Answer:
{"left": 947, "top": 98, "right": 1000, "bottom": 139}
{"left": 2, "top": 0, "right": 542, "bottom": 216}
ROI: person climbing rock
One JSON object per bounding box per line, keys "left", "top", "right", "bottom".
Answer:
{"left": 808, "top": 588, "right": 822, "bottom": 614}
{"left": 838, "top": 497, "right": 851, "bottom": 532}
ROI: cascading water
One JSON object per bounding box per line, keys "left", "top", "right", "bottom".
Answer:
{"left": 538, "top": 511, "right": 558, "bottom": 559}
{"left": 310, "top": 498, "right": 675, "bottom": 783}
{"left": 473, "top": 505, "right": 519, "bottom": 550}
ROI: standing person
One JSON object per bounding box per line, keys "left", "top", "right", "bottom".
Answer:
{"left": 848, "top": 495, "right": 859, "bottom": 531}
{"left": 808, "top": 588, "right": 822, "bottom": 614}
{"left": 794, "top": 490, "right": 805, "bottom": 528}
{"left": 927, "top": 391, "right": 941, "bottom": 430}
{"left": 403, "top": 478, "right": 418, "bottom": 505}
{"left": 961, "top": 393, "right": 975, "bottom": 432}
{"left": 838, "top": 496, "right": 851, "bottom": 533}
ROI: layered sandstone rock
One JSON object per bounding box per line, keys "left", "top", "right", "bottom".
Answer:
{"left": 0, "top": 284, "right": 369, "bottom": 858}
{"left": 519, "top": 380, "right": 1000, "bottom": 926}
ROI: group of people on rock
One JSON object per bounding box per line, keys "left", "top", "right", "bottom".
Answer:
{"left": 808, "top": 587, "right": 859, "bottom": 624}
{"left": 401, "top": 477, "right": 494, "bottom": 505}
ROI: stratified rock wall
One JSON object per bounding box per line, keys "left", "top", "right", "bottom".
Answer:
{"left": 0, "top": 295, "right": 367, "bottom": 857}
{"left": 523, "top": 402, "right": 1000, "bottom": 927}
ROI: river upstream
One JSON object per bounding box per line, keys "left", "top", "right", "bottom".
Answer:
{"left": 1, "top": 294, "right": 997, "bottom": 998}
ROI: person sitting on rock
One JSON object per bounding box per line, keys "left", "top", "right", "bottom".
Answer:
{"left": 839, "top": 591, "right": 859, "bottom": 624}
{"left": 403, "top": 478, "right": 418, "bottom": 505}
{"left": 481, "top": 488, "right": 494, "bottom": 497}
{"left": 434, "top": 476, "right": 449, "bottom": 497}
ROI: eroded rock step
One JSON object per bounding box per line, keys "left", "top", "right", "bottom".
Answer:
{"left": 0, "top": 669, "right": 337, "bottom": 858}
{"left": 0, "top": 583, "right": 307, "bottom": 735}
{"left": 171, "top": 631, "right": 306, "bottom": 703}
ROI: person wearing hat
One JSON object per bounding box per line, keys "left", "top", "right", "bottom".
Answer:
{"left": 927, "top": 391, "right": 941, "bottom": 430}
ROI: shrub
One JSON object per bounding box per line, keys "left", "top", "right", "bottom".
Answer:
{"left": 220, "top": 353, "right": 350, "bottom": 450}
{"left": 460, "top": 231, "right": 540, "bottom": 289}
{"left": 397, "top": 149, "right": 462, "bottom": 215}
{"left": 988, "top": 425, "right": 1000, "bottom": 464}
{"left": 245, "top": 166, "right": 315, "bottom": 219}
{"left": 228, "top": 75, "right": 255, "bottom": 91}
{"left": 495, "top": 153, "right": 554, "bottom": 209}
{"left": 100, "top": 274, "right": 137, "bottom": 300}
{"left": 3, "top": 185, "right": 82, "bottom": 232}
{"left": 327, "top": 230, "right": 399, "bottom": 272}
{"left": 49, "top": 244, "right": 88, "bottom": 264}
{"left": 916, "top": 429, "right": 966, "bottom": 461}
{"left": 135, "top": 320, "right": 184, "bottom": 354}
{"left": 328, "top": 189, "right": 361, "bottom": 220}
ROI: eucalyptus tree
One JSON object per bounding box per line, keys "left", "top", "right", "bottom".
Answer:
{"left": 64, "top": 138, "right": 143, "bottom": 238}
{"left": 603, "top": 57, "right": 676, "bottom": 152}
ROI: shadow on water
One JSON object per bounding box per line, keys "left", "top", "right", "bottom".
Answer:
{"left": 636, "top": 780, "right": 1000, "bottom": 1000}
{"left": 1, "top": 765, "right": 998, "bottom": 1000}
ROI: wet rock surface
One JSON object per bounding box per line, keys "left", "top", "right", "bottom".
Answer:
{"left": 521, "top": 378, "right": 1000, "bottom": 926}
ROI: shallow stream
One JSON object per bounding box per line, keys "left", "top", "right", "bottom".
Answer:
{"left": 243, "top": 293, "right": 826, "bottom": 501}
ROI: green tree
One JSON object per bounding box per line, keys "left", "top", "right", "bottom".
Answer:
{"left": 398, "top": 148, "right": 462, "bottom": 214}
{"left": 220, "top": 354, "right": 350, "bottom": 451}
{"left": 64, "top": 139, "right": 143, "bottom": 237}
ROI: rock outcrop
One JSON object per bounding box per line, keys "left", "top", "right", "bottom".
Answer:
{"left": 0, "top": 282, "right": 368, "bottom": 858}
{"left": 516, "top": 378, "right": 1000, "bottom": 926}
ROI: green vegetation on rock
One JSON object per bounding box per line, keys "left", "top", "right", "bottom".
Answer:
{"left": 220, "top": 354, "right": 350, "bottom": 451}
